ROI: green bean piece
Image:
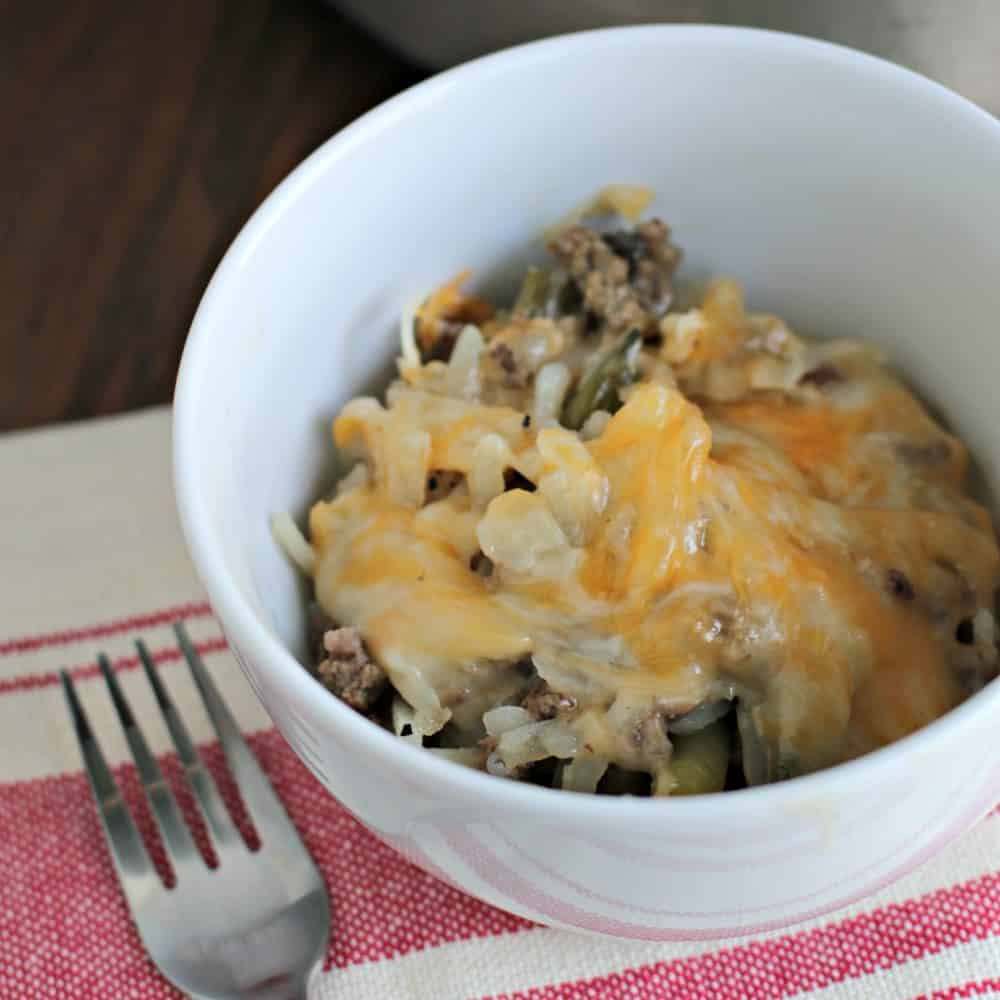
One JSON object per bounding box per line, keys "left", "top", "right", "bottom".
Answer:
{"left": 512, "top": 267, "right": 551, "bottom": 317}
{"left": 561, "top": 329, "right": 642, "bottom": 430}
{"left": 670, "top": 720, "right": 730, "bottom": 795}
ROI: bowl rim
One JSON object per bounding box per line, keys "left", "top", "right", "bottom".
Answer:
{"left": 174, "top": 23, "right": 1000, "bottom": 827}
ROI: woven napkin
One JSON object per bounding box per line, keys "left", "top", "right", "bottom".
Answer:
{"left": 1, "top": 405, "right": 998, "bottom": 999}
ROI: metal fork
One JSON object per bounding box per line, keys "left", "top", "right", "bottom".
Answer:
{"left": 61, "top": 622, "right": 330, "bottom": 1000}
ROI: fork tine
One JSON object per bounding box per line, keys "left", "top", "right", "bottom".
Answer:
{"left": 97, "top": 653, "right": 204, "bottom": 872}
{"left": 174, "top": 622, "right": 300, "bottom": 843}
{"left": 136, "top": 640, "right": 242, "bottom": 853}
{"left": 60, "top": 671, "right": 157, "bottom": 890}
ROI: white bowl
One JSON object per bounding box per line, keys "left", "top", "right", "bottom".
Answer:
{"left": 174, "top": 26, "right": 1000, "bottom": 939}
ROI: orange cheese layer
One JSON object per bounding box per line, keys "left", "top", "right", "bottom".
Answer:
{"left": 311, "top": 378, "right": 997, "bottom": 772}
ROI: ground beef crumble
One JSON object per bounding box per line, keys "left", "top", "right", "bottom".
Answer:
{"left": 492, "top": 341, "right": 518, "bottom": 374}
{"left": 522, "top": 681, "right": 577, "bottom": 719}
{"left": 316, "top": 626, "right": 387, "bottom": 713}
{"left": 548, "top": 219, "right": 681, "bottom": 335}
{"left": 483, "top": 340, "right": 529, "bottom": 389}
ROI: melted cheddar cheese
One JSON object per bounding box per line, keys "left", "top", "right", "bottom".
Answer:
{"left": 308, "top": 271, "right": 999, "bottom": 786}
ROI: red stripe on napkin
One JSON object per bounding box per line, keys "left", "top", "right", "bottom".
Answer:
{"left": 0, "top": 602, "right": 213, "bottom": 657}
{"left": 0, "top": 636, "right": 229, "bottom": 694}
{"left": 915, "top": 981, "right": 1000, "bottom": 999}
{"left": 483, "top": 873, "right": 1000, "bottom": 1000}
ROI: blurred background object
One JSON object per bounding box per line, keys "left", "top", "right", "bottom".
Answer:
{"left": 0, "top": 0, "right": 421, "bottom": 433}
{"left": 3, "top": 0, "right": 995, "bottom": 433}
{"left": 332, "top": 0, "right": 1000, "bottom": 115}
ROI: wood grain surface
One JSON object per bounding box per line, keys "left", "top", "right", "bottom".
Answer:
{"left": 0, "top": 0, "right": 421, "bottom": 432}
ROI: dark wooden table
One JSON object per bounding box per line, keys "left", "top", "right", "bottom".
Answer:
{"left": 1, "top": 0, "right": 422, "bottom": 433}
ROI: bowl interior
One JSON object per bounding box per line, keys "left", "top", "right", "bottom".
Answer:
{"left": 177, "top": 26, "right": 1000, "bottom": 682}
